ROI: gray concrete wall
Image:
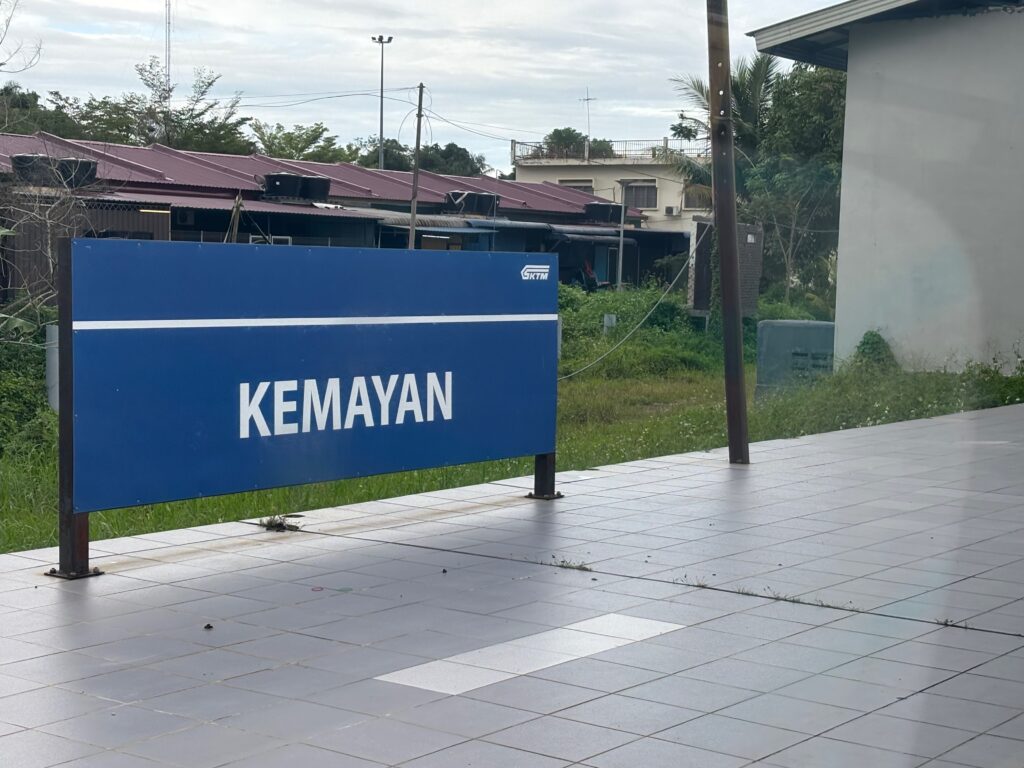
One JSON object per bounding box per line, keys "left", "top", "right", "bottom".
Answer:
{"left": 835, "top": 11, "right": 1024, "bottom": 369}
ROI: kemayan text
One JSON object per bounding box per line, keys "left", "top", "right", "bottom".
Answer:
{"left": 240, "top": 372, "right": 453, "bottom": 439}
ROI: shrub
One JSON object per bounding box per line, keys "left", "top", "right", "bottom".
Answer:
{"left": 852, "top": 330, "right": 899, "bottom": 371}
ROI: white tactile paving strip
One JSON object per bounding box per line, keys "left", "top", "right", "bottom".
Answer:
{"left": 377, "top": 614, "right": 684, "bottom": 694}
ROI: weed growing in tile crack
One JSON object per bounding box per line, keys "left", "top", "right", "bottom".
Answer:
{"left": 553, "top": 558, "right": 592, "bottom": 572}
{"left": 259, "top": 515, "right": 300, "bottom": 532}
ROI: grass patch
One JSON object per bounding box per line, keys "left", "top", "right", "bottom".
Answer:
{"left": 4, "top": 285, "right": 1024, "bottom": 555}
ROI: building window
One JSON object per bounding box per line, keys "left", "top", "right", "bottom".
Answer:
{"left": 624, "top": 181, "right": 658, "bottom": 209}
{"left": 558, "top": 179, "right": 595, "bottom": 195}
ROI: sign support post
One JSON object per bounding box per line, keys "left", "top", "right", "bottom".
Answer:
{"left": 49, "top": 240, "right": 100, "bottom": 579}
{"left": 529, "top": 452, "right": 562, "bottom": 501}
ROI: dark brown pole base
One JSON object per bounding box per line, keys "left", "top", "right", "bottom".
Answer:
{"left": 527, "top": 452, "right": 563, "bottom": 501}
{"left": 45, "top": 566, "right": 103, "bottom": 580}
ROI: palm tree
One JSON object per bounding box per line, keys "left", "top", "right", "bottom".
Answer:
{"left": 670, "top": 53, "right": 781, "bottom": 206}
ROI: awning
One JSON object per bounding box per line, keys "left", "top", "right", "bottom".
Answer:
{"left": 550, "top": 224, "right": 634, "bottom": 237}
{"left": 552, "top": 233, "right": 637, "bottom": 246}
{"left": 381, "top": 225, "right": 497, "bottom": 235}
{"left": 468, "top": 219, "right": 551, "bottom": 231}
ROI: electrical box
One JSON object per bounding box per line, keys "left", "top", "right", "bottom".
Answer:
{"left": 756, "top": 320, "right": 835, "bottom": 398}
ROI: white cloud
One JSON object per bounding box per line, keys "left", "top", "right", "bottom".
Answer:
{"left": 5, "top": 0, "right": 836, "bottom": 169}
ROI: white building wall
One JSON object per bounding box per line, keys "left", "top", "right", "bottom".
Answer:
{"left": 514, "top": 161, "right": 705, "bottom": 232}
{"left": 835, "top": 11, "right": 1024, "bottom": 369}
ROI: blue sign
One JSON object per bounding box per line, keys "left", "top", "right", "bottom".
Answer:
{"left": 70, "top": 240, "right": 558, "bottom": 513}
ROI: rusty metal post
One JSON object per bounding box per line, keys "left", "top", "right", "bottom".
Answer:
{"left": 706, "top": 0, "right": 750, "bottom": 464}
{"left": 49, "top": 240, "right": 100, "bottom": 579}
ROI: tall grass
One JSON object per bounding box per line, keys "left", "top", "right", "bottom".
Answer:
{"left": 4, "top": 285, "right": 1024, "bottom": 554}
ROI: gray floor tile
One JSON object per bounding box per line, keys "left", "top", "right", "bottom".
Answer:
{"left": 467, "top": 675, "right": 604, "bottom": 714}
{"left": 734, "top": 641, "right": 859, "bottom": 673}
{"left": 141, "top": 683, "right": 281, "bottom": 720}
{"left": 826, "top": 657, "right": 957, "bottom": 689}
{"left": 558, "top": 693, "right": 702, "bottom": 735}
{"left": 928, "top": 674, "right": 1024, "bottom": 710}
{"left": 0, "top": 729, "right": 101, "bottom": 768}
{"left": 657, "top": 713, "right": 807, "bottom": 760}
{"left": 0, "top": 685, "right": 111, "bottom": 728}
{"left": 393, "top": 696, "right": 538, "bottom": 738}
{"left": 47, "top": 752, "right": 167, "bottom": 768}
{"left": 775, "top": 674, "right": 910, "bottom": 710}
{"left": 61, "top": 666, "right": 200, "bottom": 703}
{"left": 584, "top": 736, "right": 747, "bottom": 768}
{"left": 485, "top": 715, "right": 636, "bottom": 761}
{"left": 877, "top": 692, "right": 1020, "bottom": 732}
{"left": 677, "top": 658, "right": 812, "bottom": 692}
{"left": 940, "top": 734, "right": 1024, "bottom": 767}
{"left": 124, "top": 723, "right": 285, "bottom": 768}
{"left": 826, "top": 713, "right": 974, "bottom": 757}
{"left": 768, "top": 736, "right": 930, "bottom": 768}
{"left": 226, "top": 663, "right": 356, "bottom": 697}
{"left": 400, "top": 739, "right": 570, "bottom": 768}
{"left": 621, "top": 675, "right": 757, "bottom": 712}
{"left": 872, "top": 641, "right": 995, "bottom": 671}
{"left": 37, "top": 704, "right": 194, "bottom": 748}
{"left": 529, "top": 657, "right": 664, "bottom": 692}
{"left": 310, "top": 678, "right": 447, "bottom": 715}
{"left": 310, "top": 716, "right": 463, "bottom": 764}
{"left": 219, "top": 743, "right": 383, "bottom": 767}
{"left": 717, "top": 692, "right": 862, "bottom": 734}
{"left": 218, "top": 699, "right": 368, "bottom": 739}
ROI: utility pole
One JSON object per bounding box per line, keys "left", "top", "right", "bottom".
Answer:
{"left": 706, "top": 0, "right": 750, "bottom": 464}
{"left": 165, "top": 0, "right": 172, "bottom": 97}
{"left": 371, "top": 35, "right": 394, "bottom": 170}
{"left": 407, "top": 83, "right": 425, "bottom": 249}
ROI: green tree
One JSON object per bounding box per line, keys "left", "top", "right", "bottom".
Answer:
{"left": 354, "top": 136, "right": 412, "bottom": 171}
{"left": 762, "top": 63, "right": 846, "bottom": 164}
{"left": 670, "top": 53, "right": 781, "bottom": 203}
{"left": 419, "top": 142, "right": 489, "bottom": 176}
{"left": 49, "top": 57, "right": 254, "bottom": 153}
{"left": 0, "top": 83, "right": 81, "bottom": 136}
{"left": 539, "top": 127, "right": 617, "bottom": 160}
{"left": 745, "top": 155, "right": 840, "bottom": 303}
{"left": 251, "top": 120, "right": 357, "bottom": 162}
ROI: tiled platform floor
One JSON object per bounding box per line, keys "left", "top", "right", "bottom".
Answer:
{"left": 3, "top": 405, "right": 1024, "bottom": 766}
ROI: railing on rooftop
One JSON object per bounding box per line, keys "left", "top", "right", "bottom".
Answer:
{"left": 512, "top": 137, "right": 710, "bottom": 165}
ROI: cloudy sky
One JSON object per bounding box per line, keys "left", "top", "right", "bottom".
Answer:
{"left": 6, "top": 0, "right": 836, "bottom": 168}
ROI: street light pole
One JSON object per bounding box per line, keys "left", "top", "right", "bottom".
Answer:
{"left": 371, "top": 34, "right": 393, "bottom": 171}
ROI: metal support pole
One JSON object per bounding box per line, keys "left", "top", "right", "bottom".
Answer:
{"left": 707, "top": 0, "right": 750, "bottom": 464}
{"left": 616, "top": 181, "right": 628, "bottom": 290}
{"left": 528, "top": 452, "right": 562, "bottom": 501}
{"left": 372, "top": 35, "right": 393, "bottom": 170}
{"left": 407, "top": 83, "right": 424, "bottom": 250}
{"left": 49, "top": 240, "right": 100, "bottom": 579}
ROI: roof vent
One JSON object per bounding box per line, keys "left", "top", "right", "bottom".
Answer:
{"left": 300, "top": 175, "right": 331, "bottom": 202}
{"left": 443, "top": 191, "right": 499, "bottom": 216}
{"left": 262, "top": 173, "right": 304, "bottom": 199}
{"left": 11, "top": 155, "right": 98, "bottom": 188}
{"left": 584, "top": 202, "right": 623, "bottom": 223}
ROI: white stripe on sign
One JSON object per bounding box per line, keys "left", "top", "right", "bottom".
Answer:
{"left": 72, "top": 314, "right": 559, "bottom": 331}
{"left": 375, "top": 613, "right": 685, "bottom": 695}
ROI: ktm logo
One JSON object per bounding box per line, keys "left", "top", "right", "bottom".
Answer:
{"left": 521, "top": 265, "right": 550, "bottom": 281}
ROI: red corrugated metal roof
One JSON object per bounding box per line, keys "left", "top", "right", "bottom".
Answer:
{"left": 0, "top": 132, "right": 644, "bottom": 217}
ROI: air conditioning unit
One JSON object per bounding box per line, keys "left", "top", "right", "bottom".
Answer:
{"left": 664, "top": 206, "right": 681, "bottom": 216}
